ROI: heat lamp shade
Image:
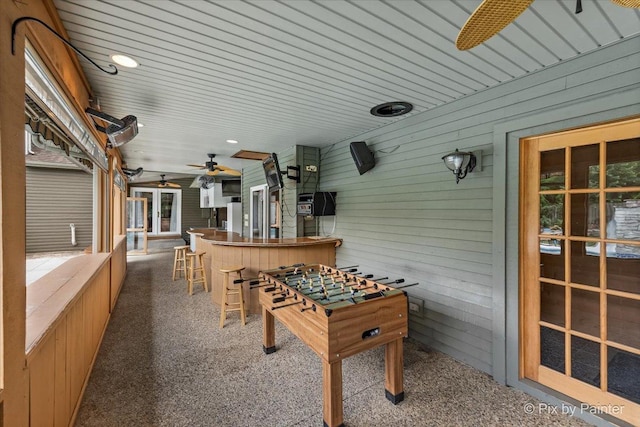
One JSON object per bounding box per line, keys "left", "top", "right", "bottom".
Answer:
{"left": 106, "top": 115, "right": 138, "bottom": 147}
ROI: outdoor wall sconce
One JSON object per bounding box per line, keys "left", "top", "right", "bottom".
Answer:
{"left": 442, "top": 149, "right": 477, "bottom": 184}
{"left": 11, "top": 17, "right": 118, "bottom": 75}
{"left": 85, "top": 108, "right": 138, "bottom": 148}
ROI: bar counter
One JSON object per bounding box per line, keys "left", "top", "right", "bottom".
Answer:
{"left": 191, "top": 229, "right": 342, "bottom": 314}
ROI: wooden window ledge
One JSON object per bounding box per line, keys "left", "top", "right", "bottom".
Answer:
{"left": 26, "top": 253, "right": 110, "bottom": 355}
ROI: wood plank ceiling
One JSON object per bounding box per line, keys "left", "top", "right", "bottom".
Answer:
{"left": 52, "top": 0, "right": 640, "bottom": 180}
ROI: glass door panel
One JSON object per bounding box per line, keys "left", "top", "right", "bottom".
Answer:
{"left": 522, "top": 119, "right": 640, "bottom": 425}
{"left": 126, "top": 197, "right": 147, "bottom": 254}
{"left": 158, "top": 189, "right": 181, "bottom": 235}
{"left": 250, "top": 184, "right": 268, "bottom": 239}
{"left": 131, "top": 189, "right": 155, "bottom": 234}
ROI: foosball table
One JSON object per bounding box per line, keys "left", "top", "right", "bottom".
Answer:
{"left": 257, "top": 263, "right": 412, "bottom": 427}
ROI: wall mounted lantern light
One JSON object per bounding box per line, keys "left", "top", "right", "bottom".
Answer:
{"left": 442, "top": 149, "right": 477, "bottom": 184}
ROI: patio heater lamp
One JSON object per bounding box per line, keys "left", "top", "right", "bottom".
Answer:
{"left": 85, "top": 108, "right": 138, "bottom": 148}
{"left": 442, "top": 149, "right": 477, "bottom": 184}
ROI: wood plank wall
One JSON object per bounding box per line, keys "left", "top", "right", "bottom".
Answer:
{"left": 276, "top": 147, "right": 298, "bottom": 238}
{"left": 318, "top": 35, "right": 640, "bottom": 375}
{"left": 176, "top": 177, "right": 210, "bottom": 233}
{"left": 27, "top": 260, "right": 111, "bottom": 427}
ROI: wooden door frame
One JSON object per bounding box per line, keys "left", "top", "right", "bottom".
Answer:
{"left": 519, "top": 117, "right": 640, "bottom": 425}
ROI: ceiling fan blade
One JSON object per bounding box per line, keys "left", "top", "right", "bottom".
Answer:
{"left": 610, "top": 0, "right": 640, "bottom": 6}
{"left": 456, "top": 0, "right": 534, "bottom": 51}
{"left": 187, "top": 163, "right": 206, "bottom": 169}
{"left": 167, "top": 182, "right": 181, "bottom": 188}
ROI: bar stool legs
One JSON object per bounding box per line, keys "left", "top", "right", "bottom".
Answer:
{"left": 172, "top": 245, "right": 189, "bottom": 280}
{"left": 219, "top": 265, "right": 246, "bottom": 328}
{"left": 186, "top": 252, "right": 208, "bottom": 295}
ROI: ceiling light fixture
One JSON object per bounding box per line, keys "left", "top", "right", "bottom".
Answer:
{"left": 442, "top": 149, "right": 477, "bottom": 184}
{"left": 110, "top": 54, "right": 138, "bottom": 68}
{"left": 370, "top": 101, "right": 413, "bottom": 117}
{"left": 226, "top": 139, "right": 238, "bottom": 144}
{"left": 11, "top": 17, "right": 118, "bottom": 75}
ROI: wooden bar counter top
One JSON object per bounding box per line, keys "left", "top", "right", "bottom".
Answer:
{"left": 191, "top": 228, "right": 341, "bottom": 314}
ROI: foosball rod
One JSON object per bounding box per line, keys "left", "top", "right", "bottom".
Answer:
{"left": 322, "top": 282, "right": 414, "bottom": 307}
{"left": 334, "top": 265, "right": 358, "bottom": 270}
{"left": 271, "top": 301, "right": 303, "bottom": 310}
{"left": 379, "top": 278, "right": 405, "bottom": 285}
{"left": 277, "top": 262, "right": 306, "bottom": 270}
{"left": 387, "top": 282, "right": 419, "bottom": 290}
{"left": 234, "top": 277, "right": 263, "bottom": 287}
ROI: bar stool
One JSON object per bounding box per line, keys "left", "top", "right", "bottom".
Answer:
{"left": 219, "top": 265, "right": 246, "bottom": 328}
{"left": 172, "top": 245, "right": 189, "bottom": 281}
{"left": 186, "top": 252, "right": 208, "bottom": 295}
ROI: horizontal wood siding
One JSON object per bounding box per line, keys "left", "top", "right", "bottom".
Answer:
{"left": 299, "top": 146, "right": 321, "bottom": 237}
{"left": 242, "top": 146, "right": 299, "bottom": 237}
{"left": 176, "top": 177, "right": 210, "bottom": 233}
{"left": 26, "top": 166, "right": 93, "bottom": 253}
{"left": 277, "top": 147, "right": 297, "bottom": 238}
{"left": 319, "top": 36, "right": 640, "bottom": 375}
{"left": 242, "top": 159, "right": 267, "bottom": 237}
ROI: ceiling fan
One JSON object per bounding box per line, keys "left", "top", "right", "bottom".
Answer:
{"left": 187, "top": 153, "right": 241, "bottom": 177}
{"left": 456, "top": 0, "right": 640, "bottom": 51}
{"left": 145, "top": 174, "right": 181, "bottom": 188}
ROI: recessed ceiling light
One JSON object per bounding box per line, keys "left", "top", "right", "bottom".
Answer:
{"left": 110, "top": 54, "right": 138, "bottom": 68}
{"left": 226, "top": 139, "right": 238, "bottom": 144}
{"left": 370, "top": 101, "right": 413, "bottom": 117}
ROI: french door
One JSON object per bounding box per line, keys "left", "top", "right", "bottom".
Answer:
{"left": 130, "top": 187, "right": 181, "bottom": 236}
{"left": 521, "top": 118, "right": 640, "bottom": 425}
{"left": 250, "top": 184, "right": 268, "bottom": 239}
{"left": 126, "top": 197, "right": 147, "bottom": 254}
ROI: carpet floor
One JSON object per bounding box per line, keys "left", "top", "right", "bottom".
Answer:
{"left": 75, "top": 243, "right": 590, "bottom": 427}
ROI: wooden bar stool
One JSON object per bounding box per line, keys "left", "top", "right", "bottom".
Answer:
{"left": 186, "top": 252, "right": 208, "bottom": 295}
{"left": 172, "top": 245, "right": 189, "bottom": 281}
{"left": 219, "top": 265, "right": 246, "bottom": 328}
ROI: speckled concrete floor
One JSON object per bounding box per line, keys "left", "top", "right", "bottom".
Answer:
{"left": 75, "top": 245, "right": 591, "bottom": 427}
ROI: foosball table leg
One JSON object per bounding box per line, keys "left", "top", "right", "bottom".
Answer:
{"left": 322, "top": 360, "right": 344, "bottom": 427}
{"left": 384, "top": 337, "right": 405, "bottom": 404}
{"left": 262, "top": 306, "right": 276, "bottom": 354}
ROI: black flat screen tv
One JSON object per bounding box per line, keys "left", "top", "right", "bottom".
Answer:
{"left": 350, "top": 141, "right": 375, "bottom": 175}
{"left": 263, "top": 153, "right": 284, "bottom": 192}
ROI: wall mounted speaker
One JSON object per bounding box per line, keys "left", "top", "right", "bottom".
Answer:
{"left": 350, "top": 141, "right": 375, "bottom": 175}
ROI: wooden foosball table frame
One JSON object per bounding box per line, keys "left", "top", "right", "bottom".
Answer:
{"left": 259, "top": 264, "right": 408, "bottom": 427}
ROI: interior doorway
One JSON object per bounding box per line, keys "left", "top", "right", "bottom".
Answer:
{"left": 520, "top": 118, "right": 640, "bottom": 425}
{"left": 250, "top": 184, "right": 268, "bottom": 239}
